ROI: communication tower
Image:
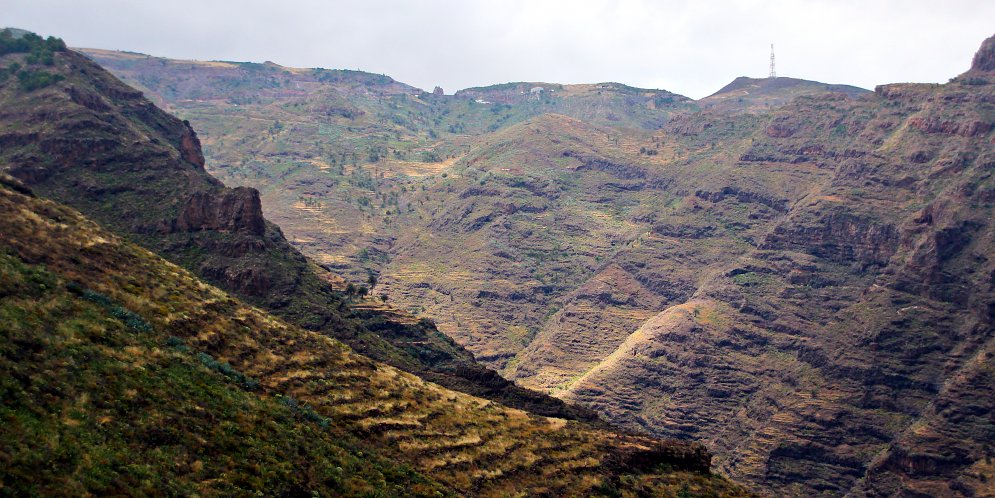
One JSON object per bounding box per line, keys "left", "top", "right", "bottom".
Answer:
{"left": 769, "top": 43, "right": 776, "bottom": 78}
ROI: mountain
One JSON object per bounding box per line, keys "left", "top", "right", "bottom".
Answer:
{"left": 0, "top": 29, "right": 748, "bottom": 496}
{"left": 699, "top": 76, "right": 870, "bottom": 113}
{"left": 0, "top": 29, "right": 596, "bottom": 422}
{"left": 74, "top": 31, "right": 995, "bottom": 496}
{"left": 0, "top": 177, "right": 751, "bottom": 496}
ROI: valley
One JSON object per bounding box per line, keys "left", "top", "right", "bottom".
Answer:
{"left": 0, "top": 22, "right": 991, "bottom": 496}
{"left": 79, "top": 36, "right": 995, "bottom": 496}
{"left": 0, "top": 30, "right": 746, "bottom": 496}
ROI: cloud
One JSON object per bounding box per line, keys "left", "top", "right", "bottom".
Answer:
{"left": 6, "top": 0, "right": 994, "bottom": 98}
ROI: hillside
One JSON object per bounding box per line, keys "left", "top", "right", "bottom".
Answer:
{"left": 0, "top": 29, "right": 749, "bottom": 496}
{"left": 0, "top": 29, "right": 595, "bottom": 422}
{"left": 0, "top": 177, "right": 750, "bottom": 496}
{"left": 699, "top": 76, "right": 870, "bottom": 113}
{"left": 74, "top": 31, "right": 995, "bottom": 496}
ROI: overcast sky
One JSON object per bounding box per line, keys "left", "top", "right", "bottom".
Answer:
{"left": 6, "top": 0, "right": 994, "bottom": 98}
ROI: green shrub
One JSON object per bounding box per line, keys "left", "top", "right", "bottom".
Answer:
{"left": 197, "top": 352, "right": 260, "bottom": 390}
{"left": 66, "top": 282, "right": 152, "bottom": 333}
{"left": 0, "top": 29, "right": 66, "bottom": 57}
{"left": 16, "top": 69, "right": 64, "bottom": 92}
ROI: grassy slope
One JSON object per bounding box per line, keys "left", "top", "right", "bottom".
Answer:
{"left": 0, "top": 180, "right": 749, "bottom": 497}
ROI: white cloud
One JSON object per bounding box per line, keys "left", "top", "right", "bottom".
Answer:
{"left": 6, "top": 0, "right": 994, "bottom": 98}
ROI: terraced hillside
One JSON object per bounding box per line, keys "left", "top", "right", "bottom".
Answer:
{"left": 0, "top": 30, "right": 595, "bottom": 422}
{"left": 76, "top": 32, "right": 995, "bottom": 496}
{"left": 0, "top": 177, "right": 753, "bottom": 496}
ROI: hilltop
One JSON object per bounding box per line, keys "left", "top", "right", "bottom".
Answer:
{"left": 699, "top": 76, "right": 869, "bottom": 113}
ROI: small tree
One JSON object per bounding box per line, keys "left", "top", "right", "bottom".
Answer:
{"left": 357, "top": 286, "right": 369, "bottom": 298}
{"left": 379, "top": 293, "right": 388, "bottom": 303}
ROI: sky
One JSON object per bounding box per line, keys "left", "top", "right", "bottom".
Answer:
{"left": 5, "top": 0, "right": 994, "bottom": 99}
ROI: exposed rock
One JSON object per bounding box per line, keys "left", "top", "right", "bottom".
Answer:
{"left": 766, "top": 116, "right": 798, "bottom": 137}
{"left": 563, "top": 150, "right": 647, "bottom": 179}
{"left": 175, "top": 187, "right": 266, "bottom": 236}
{"left": 65, "top": 86, "right": 110, "bottom": 112}
{"left": 695, "top": 186, "right": 788, "bottom": 212}
{"left": 908, "top": 115, "right": 992, "bottom": 137}
{"left": 970, "top": 34, "right": 995, "bottom": 72}
{"left": 179, "top": 120, "right": 206, "bottom": 167}
{"left": 663, "top": 112, "right": 712, "bottom": 136}
{"left": 762, "top": 208, "right": 900, "bottom": 265}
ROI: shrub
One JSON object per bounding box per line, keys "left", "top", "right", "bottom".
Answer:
{"left": 277, "top": 395, "right": 330, "bottom": 427}
{"left": 0, "top": 29, "right": 66, "bottom": 57}
{"left": 197, "top": 352, "right": 260, "bottom": 390}
{"left": 67, "top": 282, "right": 152, "bottom": 332}
{"left": 16, "top": 69, "right": 64, "bottom": 92}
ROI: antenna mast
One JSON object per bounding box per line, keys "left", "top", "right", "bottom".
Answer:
{"left": 769, "top": 43, "right": 776, "bottom": 78}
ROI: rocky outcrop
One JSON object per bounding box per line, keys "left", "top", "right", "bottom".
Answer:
{"left": 971, "top": 34, "right": 995, "bottom": 72}
{"left": 603, "top": 437, "right": 712, "bottom": 474}
{"left": 695, "top": 186, "right": 789, "bottom": 212}
{"left": 563, "top": 150, "right": 647, "bottom": 179}
{"left": 663, "top": 112, "right": 713, "bottom": 136}
{"left": 907, "top": 115, "right": 991, "bottom": 137}
{"left": 766, "top": 116, "right": 798, "bottom": 137}
{"left": 175, "top": 187, "right": 266, "bottom": 236}
{"left": 179, "top": 120, "right": 206, "bottom": 168}
{"left": 762, "top": 209, "right": 900, "bottom": 265}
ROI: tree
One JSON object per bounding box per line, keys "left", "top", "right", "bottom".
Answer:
{"left": 357, "top": 286, "right": 369, "bottom": 298}
{"left": 379, "top": 293, "right": 389, "bottom": 303}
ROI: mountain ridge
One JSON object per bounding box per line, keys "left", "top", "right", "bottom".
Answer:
{"left": 13, "top": 28, "right": 995, "bottom": 496}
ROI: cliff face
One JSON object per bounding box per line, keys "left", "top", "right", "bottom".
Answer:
{"left": 175, "top": 187, "right": 266, "bottom": 236}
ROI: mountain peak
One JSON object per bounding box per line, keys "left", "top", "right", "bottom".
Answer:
{"left": 970, "top": 33, "right": 995, "bottom": 72}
